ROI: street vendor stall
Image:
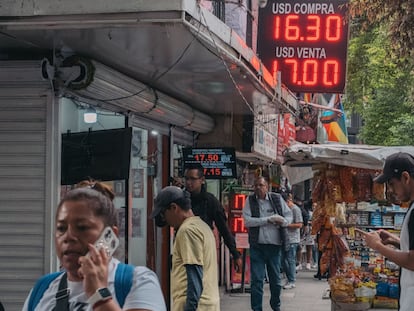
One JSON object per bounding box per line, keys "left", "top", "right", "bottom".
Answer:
{"left": 282, "top": 143, "right": 414, "bottom": 310}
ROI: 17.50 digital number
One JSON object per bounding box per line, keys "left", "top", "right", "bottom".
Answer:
{"left": 194, "top": 153, "right": 220, "bottom": 162}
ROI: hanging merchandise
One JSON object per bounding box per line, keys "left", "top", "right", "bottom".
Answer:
{"left": 310, "top": 163, "right": 403, "bottom": 310}
{"left": 282, "top": 143, "right": 414, "bottom": 310}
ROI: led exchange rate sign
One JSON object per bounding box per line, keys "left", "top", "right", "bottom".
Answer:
{"left": 258, "top": 0, "right": 349, "bottom": 93}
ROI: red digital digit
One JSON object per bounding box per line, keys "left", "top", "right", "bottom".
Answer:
{"left": 326, "top": 15, "right": 341, "bottom": 42}
{"left": 285, "top": 59, "right": 298, "bottom": 83}
{"left": 303, "top": 60, "right": 318, "bottom": 85}
{"left": 231, "top": 216, "right": 247, "bottom": 233}
{"left": 215, "top": 168, "right": 221, "bottom": 176}
{"left": 323, "top": 60, "right": 339, "bottom": 86}
{"left": 306, "top": 15, "right": 320, "bottom": 41}
{"left": 234, "top": 194, "right": 246, "bottom": 210}
{"left": 285, "top": 15, "right": 300, "bottom": 41}
{"left": 274, "top": 16, "right": 281, "bottom": 40}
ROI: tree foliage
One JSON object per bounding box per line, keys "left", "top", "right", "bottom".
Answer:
{"left": 349, "top": 0, "right": 414, "bottom": 59}
{"left": 345, "top": 1, "right": 414, "bottom": 146}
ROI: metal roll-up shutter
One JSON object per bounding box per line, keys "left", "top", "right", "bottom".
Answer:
{"left": 0, "top": 61, "right": 56, "bottom": 311}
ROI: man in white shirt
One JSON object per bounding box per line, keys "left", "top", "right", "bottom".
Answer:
{"left": 243, "top": 177, "right": 292, "bottom": 311}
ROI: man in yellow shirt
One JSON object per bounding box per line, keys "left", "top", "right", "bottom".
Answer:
{"left": 151, "top": 186, "right": 220, "bottom": 311}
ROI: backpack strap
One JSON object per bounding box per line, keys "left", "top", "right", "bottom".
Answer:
{"left": 114, "top": 263, "right": 135, "bottom": 308}
{"left": 28, "top": 271, "right": 63, "bottom": 311}
{"left": 29, "top": 264, "right": 134, "bottom": 311}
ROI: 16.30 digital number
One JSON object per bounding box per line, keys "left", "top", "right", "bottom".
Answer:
{"left": 274, "top": 14, "right": 343, "bottom": 42}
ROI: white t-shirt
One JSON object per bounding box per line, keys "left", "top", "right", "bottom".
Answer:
{"left": 399, "top": 202, "right": 414, "bottom": 311}
{"left": 287, "top": 205, "right": 303, "bottom": 244}
{"left": 22, "top": 258, "right": 166, "bottom": 311}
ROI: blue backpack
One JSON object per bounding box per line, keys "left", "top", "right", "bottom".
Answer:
{"left": 28, "top": 263, "right": 134, "bottom": 311}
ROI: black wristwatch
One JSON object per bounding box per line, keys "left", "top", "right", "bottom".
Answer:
{"left": 87, "top": 287, "right": 112, "bottom": 306}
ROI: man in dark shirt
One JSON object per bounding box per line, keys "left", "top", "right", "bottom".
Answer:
{"left": 184, "top": 167, "right": 242, "bottom": 272}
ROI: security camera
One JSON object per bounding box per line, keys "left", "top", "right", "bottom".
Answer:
{"left": 258, "top": 0, "right": 268, "bottom": 8}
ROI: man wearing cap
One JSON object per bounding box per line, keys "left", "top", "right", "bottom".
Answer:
{"left": 360, "top": 152, "right": 414, "bottom": 311}
{"left": 151, "top": 186, "right": 220, "bottom": 311}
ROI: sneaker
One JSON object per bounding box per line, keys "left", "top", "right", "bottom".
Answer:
{"left": 322, "top": 288, "right": 331, "bottom": 299}
{"left": 296, "top": 264, "right": 302, "bottom": 271}
{"left": 306, "top": 263, "right": 311, "bottom": 270}
{"left": 283, "top": 282, "right": 296, "bottom": 289}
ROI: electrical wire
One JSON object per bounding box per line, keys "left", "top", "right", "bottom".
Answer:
{"left": 197, "top": 4, "right": 268, "bottom": 128}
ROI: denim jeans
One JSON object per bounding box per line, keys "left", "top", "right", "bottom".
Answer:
{"left": 250, "top": 244, "right": 283, "bottom": 311}
{"left": 283, "top": 243, "right": 299, "bottom": 283}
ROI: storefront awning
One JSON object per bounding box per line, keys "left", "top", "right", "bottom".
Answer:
{"left": 283, "top": 142, "right": 414, "bottom": 170}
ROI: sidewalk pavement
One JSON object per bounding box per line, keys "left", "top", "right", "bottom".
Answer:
{"left": 220, "top": 269, "right": 395, "bottom": 311}
{"left": 220, "top": 269, "right": 332, "bottom": 311}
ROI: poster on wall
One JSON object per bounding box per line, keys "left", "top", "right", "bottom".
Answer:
{"left": 132, "top": 168, "right": 144, "bottom": 198}
{"left": 114, "top": 180, "right": 125, "bottom": 197}
{"left": 117, "top": 209, "right": 126, "bottom": 238}
{"left": 132, "top": 208, "right": 143, "bottom": 237}
{"left": 131, "top": 129, "right": 143, "bottom": 158}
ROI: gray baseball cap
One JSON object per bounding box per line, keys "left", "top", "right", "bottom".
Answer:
{"left": 151, "top": 186, "right": 190, "bottom": 218}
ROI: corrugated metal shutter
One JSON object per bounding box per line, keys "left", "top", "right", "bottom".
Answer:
{"left": 0, "top": 61, "right": 55, "bottom": 311}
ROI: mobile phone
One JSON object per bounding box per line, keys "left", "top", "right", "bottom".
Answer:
{"left": 354, "top": 228, "right": 368, "bottom": 235}
{"left": 88, "top": 226, "right": 119, "bottom": 257}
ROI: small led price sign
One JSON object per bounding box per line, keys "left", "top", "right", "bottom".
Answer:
{"left": 258, "top": 0, "right": 349, "bottom": 93}
{"left": 230, "top": 213, "right": 248, "bottom": 234}
{"left": 233, "top": 194, "right": 247, "bottom": 210}
{"left": 229, "top": 193, "right": 249, "bottom": 233}
{"left": 182, "top": 147, "right": 237, "bottom": 179}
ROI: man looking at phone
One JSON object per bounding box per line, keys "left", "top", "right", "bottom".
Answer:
{"left": 151, "top": 186, "right": 220, "bottom": 311}
{"left": 359, "top": 152, "right": 414, "bottom": 311}
{"left": 184, "top": 166, "right": 242, "bottom": 273}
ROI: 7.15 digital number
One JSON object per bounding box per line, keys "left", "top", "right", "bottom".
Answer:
{"left": 203, "top": 168, "right": 221, "bottom": 176}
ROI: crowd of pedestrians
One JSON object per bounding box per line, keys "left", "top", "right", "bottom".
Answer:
{"left": 22, "top": 150, "right": 414, "bottom": 311}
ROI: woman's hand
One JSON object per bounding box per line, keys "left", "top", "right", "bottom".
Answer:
{"left": 78, "top": 244, "right": 110, "bottom": 297}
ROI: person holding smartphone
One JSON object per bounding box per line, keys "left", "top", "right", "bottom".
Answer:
{"left": 358, "top": 152, "right": 414, "bottom": 311}
{"left": 23, "top": 182, "right": 166, "bottom": 311}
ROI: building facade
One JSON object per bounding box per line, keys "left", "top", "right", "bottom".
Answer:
{"left": 0, "top": 1, "right": 298, "bottom": 309}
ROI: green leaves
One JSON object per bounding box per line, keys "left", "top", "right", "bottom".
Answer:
{"left": 345, "top": 10, "right": 414, "bottom": 145}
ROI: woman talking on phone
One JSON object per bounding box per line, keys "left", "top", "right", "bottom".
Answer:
{"left": 22, "top": 181, "right": 166, "bottom": 311}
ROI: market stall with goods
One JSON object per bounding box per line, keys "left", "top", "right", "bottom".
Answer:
{"left": 283, "top": 143, "right": 414, "bottom": 310}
